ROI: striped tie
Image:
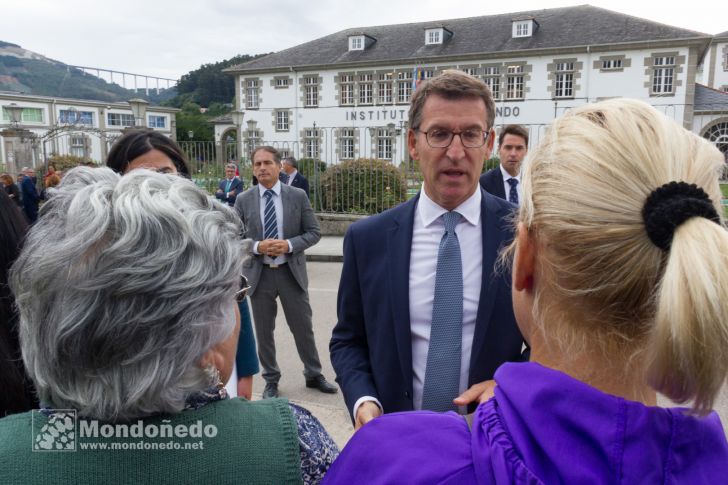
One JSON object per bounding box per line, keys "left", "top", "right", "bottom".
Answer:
{"left": 263, "top": 189, "right": 278, "bottom": 239}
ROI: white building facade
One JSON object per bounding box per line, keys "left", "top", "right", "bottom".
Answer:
{"left": 0, "top": 92, "right": 179, "bottom": 174}
{"left": 221, "top": 5, "right": 728, "bottom": 163}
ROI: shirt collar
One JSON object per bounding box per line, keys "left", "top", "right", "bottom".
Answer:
{"left": 258, "top": 181, "right": 281, "bottom": 197}
{"left": 499, "top": 163, "right": 521, "bottom": 182}
{"left": 418, "top": 184, "right": 481, "bottom": 228}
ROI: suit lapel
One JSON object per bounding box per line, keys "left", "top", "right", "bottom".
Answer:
{"left": 469, "top": 189, "right": 505, "bottom": 377}
{"left": 248, "top": 188, "right": 263, "bottom": 239}
{"left": 387, "top": 195, "right": 418, "bottom": 393}
{"left": 280, "top": 184, "right": 293, "bottom": 239}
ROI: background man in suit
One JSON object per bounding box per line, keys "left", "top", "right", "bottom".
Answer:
{"left": 235, "top": 146, "right": 337, "bottom": 399}
{"left": 280, "top": 156, "right": 310, "bottom": 197}
{"left": 215, "top": 163, "right": 244, "bottom": 207}
{"left": 330, "top": 71, "right": 527, "bottom": 429}
{"left": 479, "top": 124, "right": 529, "bottom": 206}
{"left": 20, "top": 167, "right": 39, "bottom": 223}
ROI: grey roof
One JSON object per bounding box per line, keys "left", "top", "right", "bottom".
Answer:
{"left": 694, "top": 84, "right": 728, "bottom": 112}
{"left": 715, "top": 30, "right": 728, "bottom": 38}
{"left": 227, "top": 5, "right": 709, "bottom": 73}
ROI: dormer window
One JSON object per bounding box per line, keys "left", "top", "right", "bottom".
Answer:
{"left": 349, "top": 35, "right": 364, "bottom": 51}
{"left": 424, "top": 27, "right": 452, "bottom": 45}
{"left": 512, "top": 19, "right": 535, "bottom": 38}
{"left": 426, "top": 28, "right": 442, "bottom": 45}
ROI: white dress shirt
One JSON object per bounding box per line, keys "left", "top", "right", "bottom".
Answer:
{"left": 351, "top": 187, "right": 484, "bottom": 418}
{"left": 409, "top": 186, "right": 483, "bottom": 412}
{"left": 253, "top": 181, "right": 291, "bottom": 264}
{"left": 499, "top": 164, "right": 522, "bottom": 205}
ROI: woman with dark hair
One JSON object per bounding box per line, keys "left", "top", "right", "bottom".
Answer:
{"left": 106, "top": 128, "right": 191, "bottom": 176}
{"left": 1, "top": 174, "right": 22, "bottom": 208}
{"left": 0, "top": 190, "right": 37, "bottom": 416}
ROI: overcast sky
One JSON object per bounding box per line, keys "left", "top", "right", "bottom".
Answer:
{"left": 2, "top": 0, "right": 725, "bottom": 81}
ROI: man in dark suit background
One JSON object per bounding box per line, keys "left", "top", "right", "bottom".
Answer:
{"left": 479, "top": 124, "right": 528, "bottom": 205}
{"left": 20, "top": 167, "right": 39, "bottom": 223}
{"left": 330, "top": 71, "right": 527, "bottom": 429}
{"left": 215, "top": 163, "right": 244, "bottom": 207}
{"left": 235, "top": 146, "right": 336, "bottom": 399}
{"left": 280, "top": 156, "right": 310, "bottom": 197}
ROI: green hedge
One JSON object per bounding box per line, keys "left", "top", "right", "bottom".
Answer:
{"left": 321, "top": 158, "right": 407, "bottom": 214}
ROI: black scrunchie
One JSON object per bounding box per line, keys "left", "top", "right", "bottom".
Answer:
{"left": 642, "top": 181, "right": 721, "bottom": 251}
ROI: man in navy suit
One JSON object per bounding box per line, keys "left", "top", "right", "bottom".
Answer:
{"left": 280, "top": 156, "right": 310, "bottom": 197}
{"left": 479, "top": 124, "right": 528, "bottom": 205}
{"left": 215, "top": 163, "right": 244, "bottom": 207}
{"left": 330, "top": 71, "right": 527, "bottom": 429}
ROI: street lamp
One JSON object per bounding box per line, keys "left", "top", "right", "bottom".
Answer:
{"left": 230, "top": 109, "right": 245, "bottom": 162}
{"left": 5, "top": 103, "right": 23, "bottom": 127}
{"left": 128, "top": 98, "right": 149, "bottom": 127}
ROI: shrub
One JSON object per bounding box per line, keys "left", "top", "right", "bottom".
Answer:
{"left": 297, "top": 158, "right": 327, "bottom": 209}
{"left": 47, "top": 154, "right": 98, "bottom": 172}
{"left": 321, "top": 158, "right": 407, "bottom": 214}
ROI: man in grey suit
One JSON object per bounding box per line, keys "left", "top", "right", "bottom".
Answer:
{"left": 234, "top": 146, "right": 337, "bottom": 399}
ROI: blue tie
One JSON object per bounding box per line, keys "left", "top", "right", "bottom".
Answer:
{"left": 279, "top": 172, "right": 290, "bottom": 184}
{"left": 263, "top": 189, "right": 278, "bottom": 239}
{"left": 507, "top": 178, "right": 519, "bottom": 205}
{"left": 421, "top": 211, "right": 463, "bottom": 413}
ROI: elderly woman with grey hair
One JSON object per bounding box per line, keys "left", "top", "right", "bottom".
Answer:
{"left": 0, "top": 167, "right": 338, "bottom": 485}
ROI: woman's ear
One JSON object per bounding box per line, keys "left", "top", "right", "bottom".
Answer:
{"left": 513, "top": 222, "right": 536, "bottom": 292}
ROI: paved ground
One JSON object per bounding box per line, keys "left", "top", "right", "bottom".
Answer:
{"left": 239, "top": 237, "right": 728, "bottom": 449}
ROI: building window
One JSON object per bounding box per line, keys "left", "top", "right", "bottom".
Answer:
{"left": 359, "top": 73, "right": 373, "bottom": 105}
{"left": 703, "top": 121, "right": 728, "bottom": 158}
{"left": 58, "top": 109, "right": 93, "bottom": 125}
{"left": 602, "top": 58, "right": 623, "bottom": 70}
{"left": 506, "top": 65, "right": 524, "bottom": 100}
{"left": 651, "top": 56, "right": 675, "bottom": 94}
{"left": 483, "top": 66, "right": 500, "bottom": 99}
{"left": 304, "top": 76, "right": 319, "bottom": 107}
{"left": 148, "top": 115, "right": 166, "bottom": 128}
{"left": 376, "top": 128, "right": 392, "bottom": 160}
{"left": 245, "top": 79, "right": 259, "bottom": 109}
{"left": 340, "top": 128, "right": 355, "bottom": 159}
{"left": 107, "top": 113, "right": 135, "bottom": 127}
{"left": 512, "top": 20, "right": 532, "bottom": 38}
{"left": 275, "top": 111, "right": 289, "bottom": 131}
{"left": 349, "top": 36, "right": 364, "bottom": 51}
{"left": 275, "top": 77, "right": 289, "bottom": 88}
{"left": 397, "top": 72, "right": 412, "bottom": 103}
{"left": 378, "top": 73, "right": 393, "bottom": 104}
{"left": 69, "top": 135, "right": 87, "bottom": 157}
{"left": 304, "top": 128, "right": 320, "bottom": 159}
{"left": 2, "top": 107, "right": 44, "bottom": 123}
{"left": 340, "top": 74, "right": 354, "bottom": 106}
{"left": 554, "top": 62, "right": 574, "bottom": 98}
{"left": 462, "top": 67, "right": 478, "bottom": 77}
{"left": 426, "top": 29, "right": 441, "bottom": 45}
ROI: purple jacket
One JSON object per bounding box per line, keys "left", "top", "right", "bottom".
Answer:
{"left": 324, "top": 363, "right": 728, "bottom": 484}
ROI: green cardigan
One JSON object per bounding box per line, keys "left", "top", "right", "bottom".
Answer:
{"left": 0, "top": 397, "right": 302, "bottom": 485}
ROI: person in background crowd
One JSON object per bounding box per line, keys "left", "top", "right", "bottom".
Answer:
{"left": 216, "top": 163, "right": 244, "bottom": 207}
{"left": 479, "top": 124, "right": 528, "bottom": 206}
{"left": 280, "top": 156, "right": 310, "bottom": 197}
{"left": 40, "top": 174, "right": 61, "bottom": 200}
{"left": 0, "top": 190, "right": 38, "bottom": 417}
{"left": 235, "top": 146, "right": 337, "bottom": 400}
{"left": 1, "top": 167, "right": 338, "bottom": 484}
{"left": 330, "top": 70, "right": 526, "bottom": 429}
{"left": 20, "top": 167, "right": 39, "bottom": 223}
{"left": 106, "top": 128, "right": 191, "bottom": 177}
{"left": 43, "top": 165, "right": 57, "bottom": 186}
{"left": 324, "top": 98, "right": 728, "bottom": 483}
{"left": 1, "top": 174, "right": 22, "bottom": 208}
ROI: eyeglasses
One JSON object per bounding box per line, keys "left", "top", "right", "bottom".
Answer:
{"left": 417, "top": 128, "right": 489, "bottom": 148}
{"left": 235, "top": 274, "right": 251, "bottom": 302}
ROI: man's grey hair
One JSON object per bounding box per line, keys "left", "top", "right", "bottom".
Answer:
{"left": 282, "top": 156, "right": 298, "bottom": 169}
{"left": 10, "top": 167, "right": 245, "bottom": 421}
{"left": 225, "top": 163, "right": 237, "bottom": 170}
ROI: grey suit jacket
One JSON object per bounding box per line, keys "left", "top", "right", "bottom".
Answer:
{"left": 234, "top": 183, "right": 321, "bottom": 295}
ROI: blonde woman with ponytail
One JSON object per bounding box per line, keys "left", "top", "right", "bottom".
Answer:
{"left": 324, "top": 99, "right": 728, "bottom": 484}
